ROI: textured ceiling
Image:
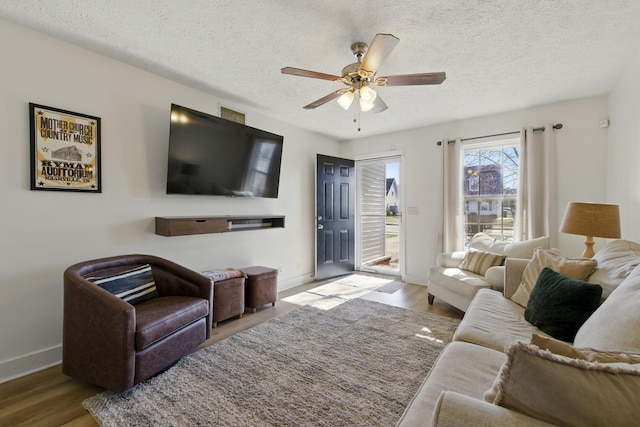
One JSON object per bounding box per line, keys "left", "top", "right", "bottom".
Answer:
{"left": 2, "top": 1, "right": 640, "bottom": 140}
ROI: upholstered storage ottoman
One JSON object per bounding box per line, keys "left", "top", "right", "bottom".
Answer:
{"left": 239, "top": 266, "right": 278, "bottom": 313}
{"left": 200, "top": 269, "right": 246, "bottom": 327}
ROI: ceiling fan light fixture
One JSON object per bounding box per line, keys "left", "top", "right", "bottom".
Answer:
{"left": 337, "top": 90, "right": 355, "bottom": 110}
{"left": 359, "top": 85, "right": 377, "bottom": 102}
{"left": 358, "top": 86, "right": 377, "bottom": 112}
{"left": 359, "top": 97, "right": 375, "bottom": 112}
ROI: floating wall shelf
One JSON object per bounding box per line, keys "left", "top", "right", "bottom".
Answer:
{"left": 155, "top": 215, "right": 285, "bottom": 237}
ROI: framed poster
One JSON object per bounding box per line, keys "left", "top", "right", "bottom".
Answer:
{"left": 29, "top": 103, "right": 101, "bottom": 192}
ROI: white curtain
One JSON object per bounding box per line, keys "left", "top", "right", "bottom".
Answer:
{"left": 442, "top": 138, "right": 463, "bottom": 252}
{"left": 514, "top": 125, "right": 557, "bottom": 244}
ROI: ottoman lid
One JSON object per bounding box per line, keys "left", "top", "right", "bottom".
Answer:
{"left": 240, "top": 266, "right": 278, "bottom": 276}
{"left": 201, "top": 268, "right": 245, "bottom": 282}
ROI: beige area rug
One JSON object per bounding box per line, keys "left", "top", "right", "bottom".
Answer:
{"left": 83, "top": 299, "right": 459, "bottom": 427}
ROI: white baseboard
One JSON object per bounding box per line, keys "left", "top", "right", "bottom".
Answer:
{"left": 403, "top": 273, "right": 428, "bottom": 286}
{"left": 0, "top": 345, "right": 62, "bottom": 385}
{"left": 278, "top": 272, "right": 316, "bottom": 292}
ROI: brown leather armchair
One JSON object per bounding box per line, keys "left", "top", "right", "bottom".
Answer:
{"left": 63, "top": 254, "right": 213, "bottom": 392}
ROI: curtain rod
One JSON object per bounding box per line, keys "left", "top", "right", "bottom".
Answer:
{"left": 436, "top": 123, "right": 563, "bottom": 145}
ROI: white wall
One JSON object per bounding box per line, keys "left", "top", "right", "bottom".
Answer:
{"left": 608, "top": 45, "right": 640, "bottom": 241}
{"left": 340, "top": 96, "right": 611, "bottom": 284}
{"left": 0, "top": 19, "right": 340, "bottom": 382}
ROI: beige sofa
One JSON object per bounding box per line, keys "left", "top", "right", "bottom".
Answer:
{"left": 398, "top": 239, "right": 640, "bottom": 426}
{"left": 428, "top": 233, "right": 550, "bottom": 312}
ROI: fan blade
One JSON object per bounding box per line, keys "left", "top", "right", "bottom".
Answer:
{"left": 358, "top": 33, "right": 400, "bottom": 77}
{"left": 379, "top": 72, "right": 446, "bottom": 86}
{"left": 281, "top": 67, "right": 341, "bottom": 82}
{"left": 303, "top": 91, "right": 342, "bottom": 109}
{"left": 372, "top": 95, "right": 388, "bottom": 114}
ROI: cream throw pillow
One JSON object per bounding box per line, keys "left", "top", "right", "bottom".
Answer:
{"left": 510, "top": 248, "right": 597, "bottom": 307}
{"left": 484, "top": 342, "right": 640, "bottom": 427}
{"left": 587, "top": 239, "right": 640, "bottom": 298}
{"left": 468, "top": 233, "right": 550, "bottom": 259}
{"left": 530, "top": 334, "right": 640, "bottom": 364}
{"left": 574, "top": 263, "right": 640, "bottom": 353}
{"left": 458, "top": 249, "right": 506, "bottom": 275}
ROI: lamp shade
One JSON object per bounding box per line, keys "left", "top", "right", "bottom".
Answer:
{"left": 358, "top": 86, "right": 377, "bottom": 112}
{"left": 337, "top": 91, "right": 354, "bottom": 110}
{"left": 559, "top": 202, "right": 621, "bottom": 239}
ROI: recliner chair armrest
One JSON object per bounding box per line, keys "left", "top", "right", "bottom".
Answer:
{"left": 149, "top": 256, "right": 213, "bottom": 301}
{"left": 504, "top": 258, "right": 530, "bottom": 299}
{"left": 436, "top": 251, "right": 467, "bottom": 268}
{"left": 432, "top": 391, "right": 556, "bottom": 427}
{"left": 63, "top": 271, "right": 136, "bottom": 392}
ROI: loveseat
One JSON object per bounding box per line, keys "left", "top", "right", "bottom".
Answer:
{"left": 428, "top": 233, "right": 550, "bottom": 312}
{"left": 398, "top": 239, "right": 640, "bottom": 426}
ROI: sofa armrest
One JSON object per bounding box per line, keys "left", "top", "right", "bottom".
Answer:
{"left": 436, "top": 251, "right": 467, "bottom": 268}
{"left": 432, "top": 391, "right": 556, "bottom": 427}
{"left": 504, "top": 258, "right": 530, "bottom": 299}
{"left": 484, "top": 266, "right": 505, "bottom": 290}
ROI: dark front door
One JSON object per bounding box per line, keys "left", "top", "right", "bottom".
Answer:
{"left": 316, "top": 154, "right": 355, "bottom": 280}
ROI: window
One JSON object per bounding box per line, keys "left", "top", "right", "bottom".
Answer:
{"left": 462, "top": 138, "right": 519, "bottom": 245}
{"left": 245, "top": 140, "right": 278, "bottom": 194}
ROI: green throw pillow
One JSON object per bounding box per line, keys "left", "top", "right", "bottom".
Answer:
{"left": 524, "top": 267, "right": 602, "bottom": 342}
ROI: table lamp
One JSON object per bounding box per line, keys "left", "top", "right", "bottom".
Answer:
{"left": 559, "top": 202, "right": 621, "bottom": 258}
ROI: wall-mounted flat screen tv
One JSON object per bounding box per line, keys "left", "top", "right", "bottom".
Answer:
{"left": 166, "top": 104, "right": 283, "bottom": 198}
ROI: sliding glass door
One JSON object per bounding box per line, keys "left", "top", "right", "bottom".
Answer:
{"left": 356, "top": 155, "right": 402, "bottom": 276}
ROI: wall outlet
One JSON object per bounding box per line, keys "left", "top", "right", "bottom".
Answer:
{"left": 407, "top": 207, "right": 419, "bottom": 215}
{"left": 278, "top": 266, "right": 283, "bottom": 273}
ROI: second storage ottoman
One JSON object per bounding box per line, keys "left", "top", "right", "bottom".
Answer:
{"left": 239, "top": 266, "right": 278, "bottom": 313}
{"left": 201, "top": 268, "right": 246, "bottom": 327}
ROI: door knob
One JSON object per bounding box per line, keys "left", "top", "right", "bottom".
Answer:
{"left": 317, "top": 224, "right": 324, "bottom": 229}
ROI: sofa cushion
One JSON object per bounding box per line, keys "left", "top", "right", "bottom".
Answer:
{"left": 458, "top": 249, "right": 506, "bottom": 275}
{"left": 453, "top": 289, "right": 551, "bottom": 353}
{"left": 87, "top": 264, "right": 158, "bottom": 305}
{"left": 524, "top": 268, "right": 602, "bottom": 342}
{"left": 531, "top": 334, "right": 640, "bottom": 363}
{"left": 574, "top": 263, "right": 640, "bottom": 352}
{"left": 484, "top": 342, "right": 640, "bottom": 427}
{"left": 433, "top": 391, "right": 556, "bottom": 426}
{"left": 588, "top": 239, "right": 640, "bottom": 298}
{"left": 396, "top": 341, "right": 506, "bottom": 426}
{"left": 134, "top": 296, "right": 209, "bottom": 350}
{"left": 469, "top": 233, "right": 550, "bottom": 259}
{"left": 428, "top": 266, "right": 492, "bottom": 300}
{"left": 510, "top": 248, "right": 597, "bottom": 308}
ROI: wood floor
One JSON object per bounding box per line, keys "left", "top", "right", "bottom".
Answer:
{"left": 0, "top": 273, "right": 462, "bottom": 427}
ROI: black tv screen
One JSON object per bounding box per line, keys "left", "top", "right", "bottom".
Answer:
{"left": 166, "top": 104, "right": 283, "bottom": 198}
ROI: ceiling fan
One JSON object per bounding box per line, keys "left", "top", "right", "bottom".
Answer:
{"left": 281, "top": 33, "right": 446, "bottom": 113}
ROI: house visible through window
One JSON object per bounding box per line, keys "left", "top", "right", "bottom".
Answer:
{"left": 462, "top": 138, "right": 519, "bottom": 245}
